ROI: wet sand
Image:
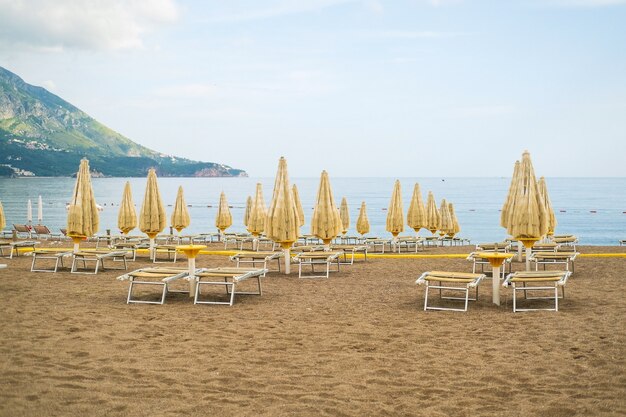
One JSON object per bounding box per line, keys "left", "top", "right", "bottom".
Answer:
{"left": 0, "top": 244, "right": 625, "bottom": 416}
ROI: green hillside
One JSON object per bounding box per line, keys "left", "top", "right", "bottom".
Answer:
{"left": 0, "top": 66, "right": 246, "bottom": 177}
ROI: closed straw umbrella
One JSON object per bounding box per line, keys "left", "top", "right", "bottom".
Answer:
{"left": 247, "top": 183, "right": 267, "bottom": 249}
{"left": 448, "top": 202, "right": 460, "bottom": 237}
{"left": 215, "top": 192, "right": 233, "bottom": 238}
{"left": 386, "top": 180, "right": 404, "bottom": 242}
{"left": 67, "top": 158, "right": 99, "bottom": 252}
{"left": 425, "top": 191, "right": 440, "bottom": 236}
{"left": 501, "top": 161, "right": 520, "bottom": 228}
{"left": 244, "top": 196, "right": 252, "bottom": 228}
{"left": 506, "top": 150, "right": 548, "bottom": 270}
{"left": 339, "top": 197, "right": 350, "bottom": 236}
{"left": 0, "top": 201, "right": 6, "bottom": 232}
{"left": 292, "top": 184, "right": 305, "bottom": 228}
{"left": 139, "top": 168, "right": 166, "bottom": 258}
{"left": 27, "top": 199, "right": 32, "bottom": 226}
{"left": 407, "top": 183, "right": 426, "bottom": 237}
{"left": 538, "top": 177, "right": 557, "bottom": 238}
{"left": 37, "top": 195, "right": 43, "bottom": 224}
{"left": 118, "top": 181, "right": 137, "bottom": 235}
{"left": 356, "top": 201, "right": 370, "bottom": 237}
{"left": 171, "top": 186, "right": 191, "bottom": 234}
{"left": 439, "top": 199, "right": 453, "bottom": 237}
{"left": 311, "top": 170, "right": 342, "bottom": 246}
{"left": 265, "top": 157, "right": 299, "bottom": 274}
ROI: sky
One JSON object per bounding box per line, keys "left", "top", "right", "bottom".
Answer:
{"left": 0, "top": 0, "right": 625, "bottom": 177}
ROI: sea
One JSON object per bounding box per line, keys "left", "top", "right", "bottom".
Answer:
{"left": 0, "top": 177, "right": 625, "bottom": 246}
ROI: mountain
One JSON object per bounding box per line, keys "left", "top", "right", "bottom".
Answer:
{"left": 0, "top": 66, "right": 247, "bottom": 177}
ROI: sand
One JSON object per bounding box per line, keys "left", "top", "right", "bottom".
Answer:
{"left": 0, "top": 243, "right": 625, "bottom": 417}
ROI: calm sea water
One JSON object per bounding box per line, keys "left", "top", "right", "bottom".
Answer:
{"left": 0, "top": 177, "right": 625, "bottom": 245}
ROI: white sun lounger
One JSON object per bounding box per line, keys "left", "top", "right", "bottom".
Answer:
{"left": 31, "top": 250, "right": 73, "bottom": 272}
{"left": 0, "top": 240, "right": 38, "bottom": 259}
{"left": 229, "top": 251, "right": 283, "bottom": 275}
{"left": 503, "top": 270, "right": 572, "bottom": 312}
{"left": 194, "top": 267, "right": 268, "bottom": 306}
{"left": 118, "top": 267, "right": 190, "bottom": 305}
{"left": 71, "top": 250, "right": 129, "bottom": 274}
{"left": 530, "top": 251, "right": 579, "bottom": 273}
{"left": 330, "top": 244, "right": 368, "bottom": 264}
{"left": 416, "top": 271, "right": 486, "bottom": 312}
{"left": 292, "top": 251, "right": 343, "bottom": 279}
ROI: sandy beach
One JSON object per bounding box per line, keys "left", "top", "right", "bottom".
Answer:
{"left": 1, "top": 244, "right": 625, "bottom": 417}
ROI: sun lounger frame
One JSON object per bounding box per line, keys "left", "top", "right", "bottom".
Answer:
{"left": 330, "top": 245, "right": 368, "bottom": 264}
{"left": 503, "top": 271, "right": 571, "bottom": 312}
{"left": 31, "top": 250, "right": 73, "bottom": 272}
{"left": 120, "top": 267, "right": 190, "bottom": 305}
{"left": 71, "top": 251, "right": 129, "bottom": 274}
{"left": 194, "top": 267, "right": 268, "bottom": 306}
{"left": 530, "top": 251, "right": 579, "bottom": 273}
{"left": 416, "top": 271, "right": 486, "bottom": 312}
{"left": 293, "top": 251, "right": 342, "bottom": 279}
{"left": 229, "top": 251, "right": 283, "bottom": 275}
{"left": 0, "top": 240, "right": 38, "bottom": 259}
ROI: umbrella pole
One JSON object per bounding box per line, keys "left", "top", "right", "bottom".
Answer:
{"left": 284, "top": 248, "right": 290, "bottom": 275}
{"left": 517, "top": 244, "right": 523, "bottom": 262}
{"left": 492, "top": 265, "right": 501, "bottom": 306}
{"left": 525, "top": 246, "right": 532, "bottom": 271}
{"left": 188, "top": 256, "right": 196, "bottom": 298}
{"left": 150, "top": 238, "right": 155, "bottom": 260}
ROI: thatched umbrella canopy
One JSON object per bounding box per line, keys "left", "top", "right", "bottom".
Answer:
{"left": 67, "top": 158, "right": 99, "bottom": 252}
{"left": 339, "top": 197, "right": 350, "bottom": 236}
{"left": 265, "top": 157, "right": 300, "bottom": 274}
{"left": 0, "top": 201, "right": 6, "bottom": 231}
{"left": 386, "top": 180, "right": 404, "bottom": 239}
{"left": 356, "top": 201, "right": 370, "bottom": 236}
{"left": 171, "top": 186, "right": 191, "bottom": 233}
{"left": 506, "top": 150, "right": 548, "bottom": 269}
{"left": 117, "top": 181, "right": 137, "bottom": 235}
{"left": 311, "top": 170, "right": 342, "bottom": 246}
{"left": 139, "top": 168, "right": 166, "bottom": 257}
{"left": 501, "top": 160, "right": 521, "bottom": 228}
{"left": 244, "top": 196, "right": 252, "bottom": 228}
{"left": 439, "top": 198, "right": 453, "bottom": 237}
{"left": 292, "top": 184, "right": 305, "bottom": 228}
{"left": 215, "top": 192, "right": 233, "bottom": 236}
{"left": 538, "top": 177, "right": 557, "bottom": 237}
{"left": 448, "top": 202, "right": 460, "bottom": 237}
{"left": 407, "top": 183, "right": 426, "bottom": 236}
{"left": 425, "top": 191, "right": 440, "bottom": 235}
{"left": 247, "top": 183, "right": 266, "bottom": 238}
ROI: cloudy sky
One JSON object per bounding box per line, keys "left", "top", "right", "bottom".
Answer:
{"left": 1, "top": 0, "right": 625, "bottom": 177}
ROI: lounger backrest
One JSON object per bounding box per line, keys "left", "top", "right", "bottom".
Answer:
{"left": 13, "top": 224, "right": 31, "bottom": 233}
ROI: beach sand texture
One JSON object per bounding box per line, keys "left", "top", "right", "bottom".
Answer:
{"left": 0, "top": 244, "right": 625, "bottom": 416}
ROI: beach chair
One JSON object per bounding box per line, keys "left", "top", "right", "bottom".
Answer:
{"left": 0, "top": 240, "right": 38, "bottom": 259}
{"left": 621, "top": 239, "right": 626, "bottom": 246}
{"left": 503, "top": 270, "right": 571, "bottom": 312}
{"left": 12, "top": 224, "right": 32, "bottom": 238}
{"left": 364, "top": 237, "right": 392, "bottom": 253}
{"left": 416, "top": 271, "right": 486, "bottom": 312}
{"left": 329, "top": 244, "right": 368, "bottom": 264}
{"left": 393, "top": 236, "right": 424, "bottom": 253}
{"left": 152, "top": 244, "right": 178, "bottom": 263}
{"left": 194, "top": 267, "right": 268, "bottom": 306}
{"left": 71, "top": 250, "right": 129, "bottom": 274}
{"left": 531, "top": 242, "right": 559, "bottom": 253}
{"left": 31, "top": 250, "right": 73, "bottom": 272}
{"left": 224, "top": 234, "right": 255, "bottom": 250}
{"left": 530, "top": 251, "right": 579, "bottom": 273}
{"left": 31, "top": 225, "right": 60, "bottom": 241}
{"left": 475, "top": 242, "right": 511, "bottom": 252}
{"left": 229, "top": 251, "right": 283, "bottom": 275}
{"left": 292, "top": 251, "right": 343, "bottom": 279}
{"left": 118, "top": 267, "right": 190, "bottom": 305}
{"left": 422, "top": 236, "right": 440, "bottom": 247}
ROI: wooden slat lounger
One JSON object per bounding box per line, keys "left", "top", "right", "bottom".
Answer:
{"left": 118, "top": 267, "right": 190, "bottom": 305}
{"left": 416, "top": 271, "right": 486, "bottom": 312}
{"left": 71, "top": 250, "right": 129, "bottom": 274}
{"left": 0, "top": 240, "right": 38, "bottom": 259}
{"left": 31, "top": 250, "right": 73, "bottom": 272}
{"left": 503, "top": 271, "right": 572, "bottom": 312}
{"left": 530, "top": 251, "right": 579, "bottom": 273}
{"left": 292, "top": 251, "right": 343, "bottom": 279}
{"left": 194, "top": 267, "right": 268, "bottom": 306}
{"left": 229, "top": 251, "right": 283, "bottom": 275}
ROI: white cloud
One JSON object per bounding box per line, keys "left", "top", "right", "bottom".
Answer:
{"left": 0, "top": 0, "right": 180, "bottom": 51}
{"left": 41, "top": 80, "right": 57, "bottom": 91}
{"left": 203, "top": 0, "right": 358, "bottom": 22}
